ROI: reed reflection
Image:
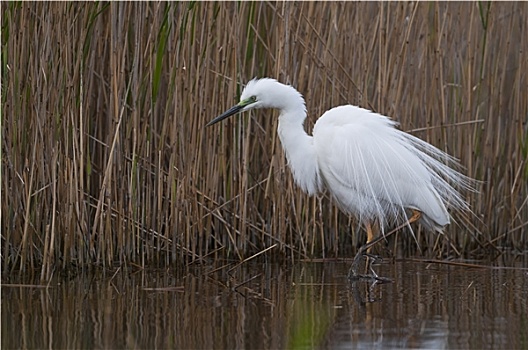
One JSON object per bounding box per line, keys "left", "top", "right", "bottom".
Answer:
{"left": 2, "top": 261, "right": 527, "bottom": 349}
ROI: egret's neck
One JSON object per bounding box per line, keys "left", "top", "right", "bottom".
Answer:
{"left": 277, "top": 106, "right": 321, "bottom": 196}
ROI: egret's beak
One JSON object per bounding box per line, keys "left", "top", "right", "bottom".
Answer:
{"left": 206, "top": 104, "right": 244, "bottom": 127}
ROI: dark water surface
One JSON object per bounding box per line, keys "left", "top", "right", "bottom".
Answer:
{"left": 2, "top": 260, "right": 527, "bottom": 349}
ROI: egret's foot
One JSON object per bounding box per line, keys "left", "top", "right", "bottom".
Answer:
{"left": 365, "top": 253, "right": 382, "bottom": 274}
{"left": 348, "top": 250, "right": 392, "bottom": 283}
{"left": 365, "top": 253, "right": 388, "bottom": 278}
{"left": 348, "top": 272, "right": 393, "bottom": 284}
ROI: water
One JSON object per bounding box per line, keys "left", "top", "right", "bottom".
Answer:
{"left": 2, "top": 260, "right": 527, "bottom": 349}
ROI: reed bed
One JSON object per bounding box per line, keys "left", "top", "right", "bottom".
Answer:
{"left": 2, "top": 2, "right": 527, "bottom": 277}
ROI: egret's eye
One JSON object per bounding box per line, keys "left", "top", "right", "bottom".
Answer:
{"left": 249, "top": 96, "right": 257, "bottom": 103}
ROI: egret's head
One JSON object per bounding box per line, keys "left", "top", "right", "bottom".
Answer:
{"left": 206, "top": 78, "right": 304, "bottom": 127}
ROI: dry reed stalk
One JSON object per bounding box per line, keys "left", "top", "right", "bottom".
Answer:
{"left": 1, "top": 2, "right": 526, "bottom": 274}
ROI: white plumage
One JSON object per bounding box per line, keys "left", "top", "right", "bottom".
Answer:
{"left": 207, "top": 78, "right": 474, "bottom": 279}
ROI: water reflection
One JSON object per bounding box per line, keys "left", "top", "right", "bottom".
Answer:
{"left": 2, "top": 261, "right": 527, "bottom": 349}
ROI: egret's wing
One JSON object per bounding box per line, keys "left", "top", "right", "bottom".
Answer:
{"left": 313, "top": 106, "right": 456, "bottom": 230}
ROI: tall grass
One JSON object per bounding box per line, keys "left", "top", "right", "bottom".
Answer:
{"left": 2, "top": 2, "right": 527, "bottom": 277}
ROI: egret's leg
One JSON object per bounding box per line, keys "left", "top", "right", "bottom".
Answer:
{"left": 349, "top": 210, "right": 422, "bottom": 281}
{"left": 366, "top": 221, "right": 375, "bottom": 251}
{"left": 364, "top": 222, "right": 377, "bottom": 276}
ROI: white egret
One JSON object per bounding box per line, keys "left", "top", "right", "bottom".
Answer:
{"left": 207, "top": 78, "right": 474, "bottom": 281}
